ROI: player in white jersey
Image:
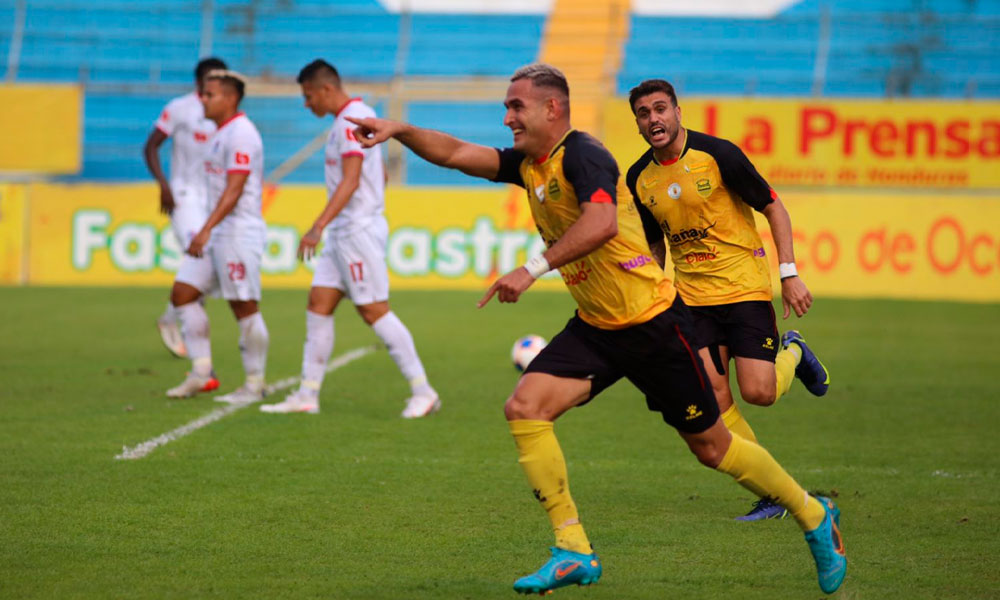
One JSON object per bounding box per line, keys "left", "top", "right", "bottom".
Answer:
{"left": 144, "top": 57, "right": 227, "bottom": 365}
{"left": 166, "top": 70, "right": 271, "bottom": 404}
{"left": 260, "top": 59, "right": 438, "bottom": 418}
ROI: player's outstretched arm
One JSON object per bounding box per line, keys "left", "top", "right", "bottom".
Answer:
{"left": 762, "top": 197, "right": 813, "bottom": 318}
{"left": 346, "top": 116, "right": 500, "bottom": 180}
{"left": 143, "top": 128, "right": 174, "bottom": 215}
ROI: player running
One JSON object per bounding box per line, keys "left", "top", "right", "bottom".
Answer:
{"left": 144, "top": 57, "right": 227, "bottom": 363}
{"left": 348, "top": 64, "right": 846, "bottom": 595}
{"left": 166, "top": 70, "right": 270, "bottom": 404}
{"left": 626, "top": 79, "right": 832, "bottom": 521}
{"left": 259, "top": 59, "right": 438, "bottom": 418}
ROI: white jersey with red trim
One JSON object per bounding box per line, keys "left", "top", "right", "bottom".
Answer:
{"left": 154, "top": 91, "right": 216, "bottom": 188}
{"left": 324, "top": 99, "right": 385, "bottom": 234}
{"left": 204, "top": 112, "right": 265, "bottom": 240}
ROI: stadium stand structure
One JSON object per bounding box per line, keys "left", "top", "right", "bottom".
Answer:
{"left": 620, "top": 0, "right": 1000, "bottom": 98}
{"left": 2, "top": 0, "right": 996, "bottom": 183}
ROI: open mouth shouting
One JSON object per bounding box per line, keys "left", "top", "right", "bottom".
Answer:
{"left": 647, "top": 123, "right": 668, "bottom": 144}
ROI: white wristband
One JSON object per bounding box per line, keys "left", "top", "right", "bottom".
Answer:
{"left": 523, "top": 255, "right": 551, "bottom": 279}
{"left": 779, "top": 262, "right": 798, "bottom": 280}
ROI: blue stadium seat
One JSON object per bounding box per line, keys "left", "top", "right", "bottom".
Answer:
{"left": 402, "top": 101, "right": 511, "bottom": 186}
{"left": 13, "top": 0, "right": 994, "bottom": 182}
{"left": 621, "top": 1, "right": 1000, "bottom": 98}
{"left": 404, "top": 14, "right": 542, "bottom": 77}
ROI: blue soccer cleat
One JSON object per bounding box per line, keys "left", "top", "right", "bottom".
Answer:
{"left": 804, "top": 496, "right": 846, "bottom": 594}
{"left": 781, "top": 330, "right": 830, "bottom": 396}
{"left": 735, "top": 497, "right": 789, "bottom": 521}
{"left": 513, "top": 547, "right": 602, "bottom": 595}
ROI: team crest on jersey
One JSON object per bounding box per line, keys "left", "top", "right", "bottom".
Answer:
{"left": 534, "top": 184, "right": 546, "bottom": 203}
{"left": 696, "top": 177, "right": 712, "bottom": 198}
{"left": 547, "top": 179, "right": 561, "bottom": 201}
{"left": 667, "top": 183, "right": 682, "bottom": 200}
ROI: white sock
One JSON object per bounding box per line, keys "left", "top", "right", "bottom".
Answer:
{"left": 238, "top": 311, "right": 269, "bottom": 385}
{"left": 177, "top": 302, "right": 212, "bottom": 377}
{"left": 371, "top": 311, "right": 433, "bottom": 396}
{"left": 161, "top": 301, "right": 178, "bottom": 324}
{"left": 300, "top": 311, "right": 334, "bottom": 396}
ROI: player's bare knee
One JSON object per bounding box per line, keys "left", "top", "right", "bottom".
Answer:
{"left": 690, "top": 442, "right": 726, "bottom": 468}
{"left": 742, "top": 385, "right": 776, "bottom": 406}
{"left": 683, "top": 426, "right": 730, "bottom": 468}
{"left": 504, "top": 391, "right": 547, "bottom": 421}
{"left": 170, "top": 282, "right": 200, "bottom": 307}
{"left": 307, "top": 288, "right": 338, "bottom": 315}
{"left": 357, "top": 302, "right": 390, "bottom": 326}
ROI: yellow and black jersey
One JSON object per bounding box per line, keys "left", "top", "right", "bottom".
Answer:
{"left": 626, "top": 129, "right": 775, "bottom": 307}
{"left": 493, "top": 129, "right": 676, "bottom": 330}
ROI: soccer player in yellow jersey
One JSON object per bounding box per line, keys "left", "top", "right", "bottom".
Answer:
{"left": 347, "top": 64, "right": 845, "bottom": 595}
{"left": 626, "top": 79, "right": 832, "bottom": 521}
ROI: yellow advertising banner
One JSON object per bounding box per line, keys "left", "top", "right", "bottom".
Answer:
{"left": 0, "top": 184, "right": 27, "bottom": 284}
{"left": 757, "top": 193, "right": 1000, "bottom": 302}
{"left": 16, "top": 183, "right": 1000, "bottom": 302}
{"left": 24, "top": 182, "right": 562, "bottom": 291}
{"left": 0, "top": 84, "right": 82, "bottom": 174}
{"left": 604, "top": 97, "right": 1000, "bottom": 190}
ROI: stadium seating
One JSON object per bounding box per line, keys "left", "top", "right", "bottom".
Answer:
{"left": 620, "top": 0, "right": 1000, "bottom": 98}
{"left": 404, "top": 101, "right": 511, "bottom": 186}
{"left": 5, "top": 0, "right": 996, "bottom": 182}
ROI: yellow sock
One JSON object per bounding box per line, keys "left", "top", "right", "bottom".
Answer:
{"left": 509, "top": 420, "right": 592, "bottom": 553}
{"left": 720, "top": 403, "right": 758, "bottom": 444}
{"left": 716, "top": 432, "right": 827, "bottom": 532}
{"left": 774, "top": 343, "right": 801, "bottom": 402}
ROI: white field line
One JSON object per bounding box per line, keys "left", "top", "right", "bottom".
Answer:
{"left": 115, "top": 345, "right": 378, "bottom": 461}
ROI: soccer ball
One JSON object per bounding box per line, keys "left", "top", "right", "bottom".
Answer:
{"left": 511, "top": 334, "right": 547, "bottom": 372}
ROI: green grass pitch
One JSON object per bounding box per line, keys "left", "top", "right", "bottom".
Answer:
{"left": 1, "top": 287, "right": 998, "bottom": 599}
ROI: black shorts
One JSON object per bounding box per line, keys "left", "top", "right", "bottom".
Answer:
{"left": 524, "top": 296, "right": 719, "bottom": 433}
{"left": 688, "top": 300, "right": 780, "bottom": 364}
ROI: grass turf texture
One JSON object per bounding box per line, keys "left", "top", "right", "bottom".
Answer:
{"left": 1, "top": 286, "right": 998, "bottom": 599}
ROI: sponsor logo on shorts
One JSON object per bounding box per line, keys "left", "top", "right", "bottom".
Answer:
{"left": 763, "top": 337, "right": 775, "bottom": 350}
{"left": 561, "top": 261, "right": 592, "bottom": 286}
{"left": 685, "top": 404, "right": 703, "bottom": 421}
{"left": 753, "top": 246, "right": 766, "bottom": 258}
{"left": 619, "top": 254, "right": 654, "bottom": 271}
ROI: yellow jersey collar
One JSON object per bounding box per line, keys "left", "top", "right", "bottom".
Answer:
{"left": 533, "top": 128, "right": 574, "bottom": 165}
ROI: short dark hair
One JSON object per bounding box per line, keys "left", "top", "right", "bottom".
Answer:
{"left": 297, "top": 59, "right": 341, "bottom": 86}
{"left": 205, "top": 69, "right": 246, "bottom": 102}
{"left": 195, "top": 57, "right": 227, "bottom": 81}
{"left": 628, "top": 79, "right": 678, "bottom": 114}
{"left": 511, "top": 63, "right": 570, "bottom": 98}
